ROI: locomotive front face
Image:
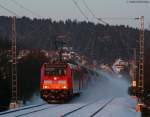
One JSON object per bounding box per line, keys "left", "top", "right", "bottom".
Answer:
{"left": 41, "top": 65, "right": 69, "bottom": 90}
{"left": 40, "top": 63, "right": 73, "bottom": 102}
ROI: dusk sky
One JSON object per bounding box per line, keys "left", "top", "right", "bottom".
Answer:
{"left": 0, "top": 0, "right": 150, "bottom": 28}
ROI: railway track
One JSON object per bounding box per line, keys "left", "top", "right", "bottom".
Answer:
{"left": 0, "top": 98, "right": 115, "bottom": 117}
{"left": 0, "top": 103, "right": 46, "bottom": 115}
{"left": 90, "top": 98, "right": 114, "bottom": 117}
{"left": 14, "top": 104, "right": 59, "bottom": 117}
{"left": 0, "top": 103, "right": 59, "bottom": 117}
{"left": 60, "top": 98, "right": 114, "bottom": 117}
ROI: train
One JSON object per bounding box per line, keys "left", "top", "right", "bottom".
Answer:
{"left": 40, "top": 60, "right": 86, "bottom": 103}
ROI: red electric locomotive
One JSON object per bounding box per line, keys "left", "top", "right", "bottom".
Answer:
{"left": 40, "top": 61, "right": 84, "bottom": 103}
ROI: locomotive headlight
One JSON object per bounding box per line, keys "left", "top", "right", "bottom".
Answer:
{"left": 54, "top": 77, "right": 57, "bottom": 80}
{"left": 58, "top": 80, "right": 66, "bottom": 84}
{"left": 43, "top": 85, "right": 49, "bottom": 89}
{"left": 63, "top": 86, "right": 67, "bottom": 89}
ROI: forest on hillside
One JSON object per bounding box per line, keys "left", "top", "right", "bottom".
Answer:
{"left": 0, "top": 16, "right": 150, "bottom": 110}
{"left": 1, "top": 16, "right": 150, "bottom": 62}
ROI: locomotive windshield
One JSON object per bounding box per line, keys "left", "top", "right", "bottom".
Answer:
{"left": 45, "top": 67, "right": 66, "bottom": 76}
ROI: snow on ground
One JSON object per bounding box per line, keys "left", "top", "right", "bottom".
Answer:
{"left": 23, "top": 93, "right": 45, "bottom": 106}
{"left": 72, "top": 70, "right": 129, "bottom": 103}
{"left": 95, "top": 97, "right": 140, "bottom": 117}
{"left": 63, "top": 99, "right": 112, "bottom": 117}
{"left": 70, "top": 70, "right": 141, "bottom": 117}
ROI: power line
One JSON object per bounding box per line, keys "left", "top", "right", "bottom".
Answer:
{"left": 82, "top": 0, "right": 139, "bottom": 25}
{"left": 96, "top": 17, "right": 139, "bottom": 25}
{"left": 82, "top": 0, "right": 96, "bottom": 19}
{"left": 0, "top": 3, "right": 19, "bottom": 16}
{"left": 96, "top": 18, "right": 109, "bottom": 25}
{"left": 10, "top": 0, "right": 42, "bottom": 17}
{"left": 97, "top": 17, "right": 138, "bottom": 20}
{"left": 72, "top": 0, "right": 89, "bottom": 21}
{"left": 82, "top": 0, "right": 108, "bottom": 25}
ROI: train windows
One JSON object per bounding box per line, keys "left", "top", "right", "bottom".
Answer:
{"left": 45, "top": 67, "right": 66, "bottom": 76}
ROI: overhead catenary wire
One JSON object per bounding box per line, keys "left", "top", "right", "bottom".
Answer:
{"left": 82, "top": 0, "right": 108, "bottom": 25}
{"left": 0, "top": 3, "right": 19, "bottom": 17}
{"left": 97, "top": 17, "right": 139, "bottom": 20}
{"left": 96, "top": 17, "right": 140, "bottom": 26}
{"left": 96, "top": 18, "right": 109, "bottom": 25}
{"left": 10, "top": 0, "right": 42, "bottom": 18}
{"left": 82, "top": 0, "right": 96, "bottom": 19}
{"left": 72, "top": 0, "right": 89, "bottom": 21}
{"left": 82, "top": 0, "right": 141, "bottom": 25}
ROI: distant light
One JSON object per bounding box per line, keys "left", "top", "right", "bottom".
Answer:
{"left": 132, "top": 80, "right": 136, "bottom": 87}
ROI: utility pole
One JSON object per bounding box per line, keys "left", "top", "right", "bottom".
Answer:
{"left": 9, "top": 16, "right": 19, "bottom": 109}
{"left": 138, "top": 16, "right": 144, "bottom": 101}
{"left": 135, "top": 16, "right": 145, "bottom": 112}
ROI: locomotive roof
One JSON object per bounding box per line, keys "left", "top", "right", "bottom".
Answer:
{"left": 44, "top": 61, "right": 67, "bottom": 68}
{"left": 43, "top": 61, "right": 79, "bottom": 70}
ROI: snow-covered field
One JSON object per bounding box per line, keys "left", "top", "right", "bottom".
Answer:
{"left": 70, "top": 70, "right": 141, "bottom": 117}
{"left": 0, "top": 70, "right": 141, "bottom": 117}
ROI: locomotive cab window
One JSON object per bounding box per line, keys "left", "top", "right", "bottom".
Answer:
{"left": 45, "top": 67, "right": 66, "bottom": 76}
